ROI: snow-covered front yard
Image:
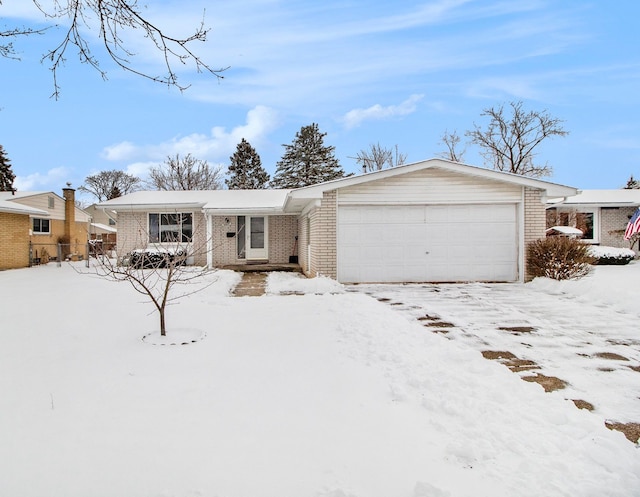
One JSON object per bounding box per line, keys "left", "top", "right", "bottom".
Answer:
{"left": 1, "top": 262, "right": 639, "bottom": 497}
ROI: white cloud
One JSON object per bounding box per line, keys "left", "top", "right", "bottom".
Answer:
{"left": 102, "top": 106, "right": 279, "bottom": 163}
{"left": 14, "top": 167, "right": 71, "bottom": 192}
{"left": 341, "top": 94, "right": 424, "bottom": 129}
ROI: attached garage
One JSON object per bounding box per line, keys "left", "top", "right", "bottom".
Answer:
{"left": 286, "top": 159, "right": 579, "bottom": 284}
{"left": 338, "top": 203, "right": 518, "bottom": 283}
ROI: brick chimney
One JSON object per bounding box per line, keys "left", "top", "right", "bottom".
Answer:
{"left": 62, "top": 186, "right": 75, "bottom": 243}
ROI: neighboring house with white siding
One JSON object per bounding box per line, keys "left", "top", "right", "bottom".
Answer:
{"left": 547, "top": 189, "right": 640, "bottom": 248}
{"left": 98, "top": 158, "right": 578, "bottom": 283}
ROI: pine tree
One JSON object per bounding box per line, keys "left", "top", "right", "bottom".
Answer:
{"left": 0, "top": 145, "right": 16, "bottom": 192}
{"left": 624, "top": 175, "right": 640, "bottom": 189}
{"left": 226, "top": 138, "right": 270, "bottom": 189}
{"left": 271, "top": 123, "right": 346, "bottom": 188}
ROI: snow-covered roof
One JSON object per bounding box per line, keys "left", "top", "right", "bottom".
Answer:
{"left": 90, "top": 222, "right": 117, "bottom": 233}
{"left": 0, "top": 198, "right": 48, "bottom": 216}
{"left": 548, "top": 189, "right": 640, "bottom": 207}
{"left": 97, "top": 189, "right": 292, "bottom": 214}
{"left": 0, "top": 191, "right": 53, "bottom": 201}
{"left": 97, "top": 159, "right": 579, "bottom": 214}
{"left": 546, "top": 225, "right": 583, "bottom": 236}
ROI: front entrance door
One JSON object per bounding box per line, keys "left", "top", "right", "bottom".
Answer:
{"left": 246, "top": 216, "right": 268, "bottom": 260}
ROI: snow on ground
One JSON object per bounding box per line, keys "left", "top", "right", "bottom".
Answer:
{"left": 0, "top": 262, "right": 639, "bottom": 497}
{"left": 354, "top": 262, "right": 640, "bottom": 426}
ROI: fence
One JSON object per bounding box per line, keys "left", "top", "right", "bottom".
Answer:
{"left": 28, "top": 242, "right": 95, "bottom": 268}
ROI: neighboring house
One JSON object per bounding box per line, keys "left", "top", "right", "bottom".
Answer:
{"left": 84, "top": 204, "right": 117, "bottom": 249}
{"left": 547, "top": 189, "right": 640, "bottom": 248}
{"left": 0, "top": 198, "right": 48, "bottom": 270}
{"left": 98, "top": 158, "right": 577, "bottom": 283}
{"left": 0, "top": 188, "right": 91, "bottom": 269}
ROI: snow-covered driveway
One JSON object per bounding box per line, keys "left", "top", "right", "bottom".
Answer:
{"left": 352, "top": 263, "right": 640, "bottom": 427}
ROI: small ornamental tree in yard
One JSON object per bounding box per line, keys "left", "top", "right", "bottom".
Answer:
{"left": 86, "top": 215, "right": 215, "bottom": 337}
{"left": 527, "top": 237, "right": 595, "bottom": 281}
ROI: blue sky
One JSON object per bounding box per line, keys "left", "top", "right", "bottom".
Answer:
{"left": 2, "top": 0, "right": 640, "bottom": 203}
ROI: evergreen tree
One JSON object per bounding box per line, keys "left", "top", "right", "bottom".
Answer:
{"left": 624, "top": 175, "right": 640, "bottom": 189}
{"left": 226, "top": 138, "right": 270, "bottom": 189}
{"left": 271, "top": 123, "right": 345, "bottom": 188}
{"left": 0, "top": 145, "right": 16, "bottom": 192}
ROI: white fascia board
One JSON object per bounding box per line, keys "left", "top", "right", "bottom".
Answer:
{"left": 98, "top": 202, "right": 206, "bottom": 212}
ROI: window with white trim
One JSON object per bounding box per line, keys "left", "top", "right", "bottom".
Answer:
{"left": 33, "top": 218, "right": 50, "bottom": 234}
{"left": 148, "top": 213, "right": 193, "bottom": 243}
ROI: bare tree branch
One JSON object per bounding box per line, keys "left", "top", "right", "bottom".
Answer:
{"left": 353, "top": 143, "right": 407, "bottom": 172}
{"left": 148, "top": 153, "right": 224, "bottom": 191}
{"left": 79, "top": 169, "right": 141, "bottom": 201}
{"left": 437, "top": 129, "right": 466, "bottom": 163}
{"left": 1, "top": 1, "right": 228, "bottom": 98}
{"left": 465, "top": 101, "right": 568, "bottom": 178}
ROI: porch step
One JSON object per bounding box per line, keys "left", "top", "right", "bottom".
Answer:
{"left": 220, "top": 263, "right": 302, "bottom": 273}
{"left": 232, "top": 272, "right": 268, "bottom": 297}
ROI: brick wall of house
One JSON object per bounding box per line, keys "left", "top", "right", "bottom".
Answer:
{"left": 117, "top": 211, "right": 208, "bottom": 265}
{"left": 308, "top": 190, "right": 337, "bottom": 279}
{"left": 0, "top": 212, "right": 30, "bottom": 270}
{"left": 297, "top": 214, "right": 310, "bottom": 275}
{"left": 211, "top": 215, "right": 297, "bottom": 266}
{"left": 212, "top": 216, "right": 237, "bottom": 265}
{"left": 269, "top": 215, "right": 298, "bottom": 263}
{"left": 115, "top": 212, "right": 148, "bottom": 256}
{"left": 29, "top": 219, "right": 89, "bottom": 261}
{"left": 524, "top": 187, "right": 546, "bottom": 281}
{"left": 600, "top": 207, "right": 635, "bottom": 248}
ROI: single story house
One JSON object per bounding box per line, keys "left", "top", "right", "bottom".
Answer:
{"left": 547, "top": 189, "right": 640, "bottom": 248}
{"left": 84, "top": 204, "right": 118, "bottom": 250}
{"left": 98, "top": 158, "right": 578, "bottom": 283}
{"left": 0, "top": 188, "right": 90, "bottom": 269}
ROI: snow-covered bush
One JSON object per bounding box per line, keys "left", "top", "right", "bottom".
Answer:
{"left": 527, "top": 237, "right": 595, "bottom": 280}
{"left": 589, "top": 246, "right": 636, "bottom": 265}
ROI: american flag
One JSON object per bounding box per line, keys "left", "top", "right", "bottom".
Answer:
{"left": 624, "top": 207, "right": 640, "bottom": 240}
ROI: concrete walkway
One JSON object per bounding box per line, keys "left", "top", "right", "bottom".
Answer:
{"left": 232, "top": 272, "right": 268, "bottom": 297}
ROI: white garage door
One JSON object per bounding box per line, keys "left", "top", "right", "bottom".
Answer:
{"left": 338, "top": 204, "right": 518, "bottom": 283}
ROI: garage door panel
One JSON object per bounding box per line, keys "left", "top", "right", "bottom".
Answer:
{"left": 338, "top": 204, "right": 518, "bottom": 283}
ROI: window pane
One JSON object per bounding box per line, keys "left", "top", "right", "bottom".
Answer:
{"left": 149, "top": 214, "right": 160, "bottom": 243}
{"left": 160, "top": 214, "right": 180, "bottom": 242}
{"left": 42, "top": 219, "right": 50, "bottom": 233}
{"left": 237, "top": 216, "right": 246, "bottom": 258}
{"left": 250, "top": 217, "right": 265, "bottom": 249}
{"left": 181, "top": 213, "right": 193, "bottom": 242}
{"left": 576, "top": 212, "right": 594, "bottom": 239}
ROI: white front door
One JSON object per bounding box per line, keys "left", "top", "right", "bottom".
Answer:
{"left": 246, "top": 216, "right": 268, "bottom": 260}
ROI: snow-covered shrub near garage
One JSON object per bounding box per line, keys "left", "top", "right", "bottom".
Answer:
{"left": 589, "top": 245, "right": 636, "bottom": 265}
{"left": 527, "top": 236, "right": 595, "bottom": 280}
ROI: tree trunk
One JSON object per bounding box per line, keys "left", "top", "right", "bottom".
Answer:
{"left": 160, "top": 307, "right": 167, "bottom": 336}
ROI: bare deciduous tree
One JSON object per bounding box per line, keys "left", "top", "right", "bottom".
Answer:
{"left": 79, "top": 169, "right": 141, "bottom": 201}
{"left": 1, "top": 1, "right": 227, "bottom": 98}
{"left": 87, "top": 215, "right": 214, "bottom": 336}
{"left": 354, "top": 143, "right": 407, "bottom": 172}
{"left": 437, "top": 130, "right": 466, "bottom": 163}
{"left": 466, "top": 101, "right": 568, "bottom": 178}
{"left": 148, "top": 154, "right": 223, "bottom": 191}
